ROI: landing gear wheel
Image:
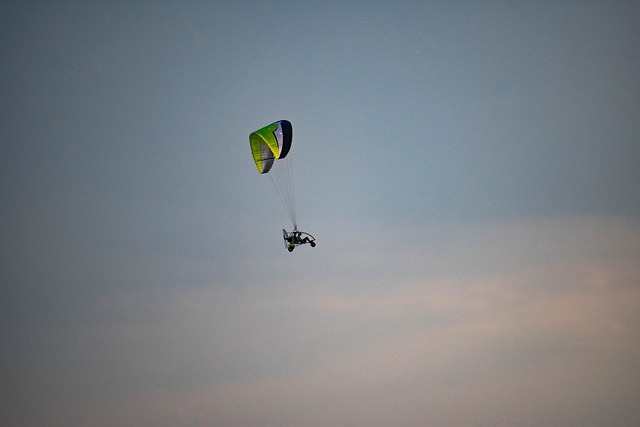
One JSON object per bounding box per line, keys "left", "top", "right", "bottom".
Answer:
{"left": 310, "top": 242, "right": 316, "bottom": 247}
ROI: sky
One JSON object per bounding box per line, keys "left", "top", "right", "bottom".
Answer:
{"left": 1, "top": 1, "right": 639, "bottom": 426}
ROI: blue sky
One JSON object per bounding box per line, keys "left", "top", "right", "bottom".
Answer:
{"left": 2, "top": 1, "right": 639, "bottom": 426}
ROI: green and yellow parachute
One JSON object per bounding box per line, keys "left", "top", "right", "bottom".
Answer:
{"left": 249, "top": 120, "right": 292, "bottom": 174}
{"left": 249, "top": 120, "right": 297, "bottom": 228}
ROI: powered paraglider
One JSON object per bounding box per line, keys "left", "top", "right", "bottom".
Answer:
{"left": 249, "top": 120, "right": 316, "bottom": 252}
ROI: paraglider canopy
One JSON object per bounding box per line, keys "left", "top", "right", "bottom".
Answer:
{"left": 249, "top": 120, "right": 292, "bottom": 174}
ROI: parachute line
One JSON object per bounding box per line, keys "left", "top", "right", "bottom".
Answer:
{"left": 268, "top": 155, "right": 297, "bottom": 229}
{"left": 250, "top": 120, "right": 297, "bottom": 229}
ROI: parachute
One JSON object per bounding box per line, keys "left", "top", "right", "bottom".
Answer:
{"left": 249, "top": 120, "right": 297, "bottom": 229}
